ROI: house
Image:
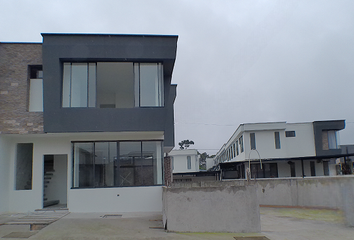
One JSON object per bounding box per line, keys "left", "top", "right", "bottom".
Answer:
{"left": 339, "top": 144, "right": 354, "bottom": 174}
{"left": 0, "top": 33, "right": 178, "bottom": 213}
{"left": 213, "top": 120, "right": 353, "bottom": 179}
{"left": 169, "top": 149, "right": 199, "bottom": 173}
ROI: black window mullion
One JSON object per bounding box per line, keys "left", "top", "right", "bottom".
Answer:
{"left": 138, "top": 64, "right": 141, "bottom": 107}
{"left": 86, "top": 63, "right": 89, "bottom": 107}
{"left": 69, "top": 63, "right": 72, "bottom": 107}
{"left": 72, "top": 143, "right": 74, "bottom": 188}
{"left": 115, "top": 142, "right": 119, "bottom": 187}
{"left": 93, "top": 142, "right": 96, "bottom": 188}
{"left": 140, "top": 141, "right": 143, "bottom": 185}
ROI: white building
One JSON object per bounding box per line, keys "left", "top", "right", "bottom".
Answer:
{"left": 169, "top": 149, "right": 199, "bottom": 173}
{"left": 213, "top": 120, "right": 348, "bottom": 179}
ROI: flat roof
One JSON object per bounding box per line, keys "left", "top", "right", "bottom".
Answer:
{"left": 41, "top": 33, "right": 178, "bottom": 38}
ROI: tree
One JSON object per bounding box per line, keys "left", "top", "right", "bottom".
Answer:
{"left": 178, "top": 139, "right": 194, "bottom": 149}
{"left": 198, "top": 151, "right": 214, "bottom": 170}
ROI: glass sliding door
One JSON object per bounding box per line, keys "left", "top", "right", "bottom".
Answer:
{"left": 72, "top": 141, "right": 163, "bottom": 188}
{"left": 118, "top": 142, "right": 141, "bottom": 186}
{"left": 94, "top": 142, "right": 116, "bottom": 187}
{"left": 73, "top": 142, "right": 94, "bottom": 188}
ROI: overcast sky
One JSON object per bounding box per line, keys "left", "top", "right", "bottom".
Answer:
{"left": 1, "top": 0, "right": 353, "bottom": 154}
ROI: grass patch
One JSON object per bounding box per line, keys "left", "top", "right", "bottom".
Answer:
{"left": 260, "top": 207, "right": 344, "bottom": 223}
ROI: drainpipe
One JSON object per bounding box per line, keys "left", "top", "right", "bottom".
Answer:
{"left": 301, "top": 159, "right": 305, "bottom": 178}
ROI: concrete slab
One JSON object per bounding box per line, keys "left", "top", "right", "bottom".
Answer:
{"left": 1, "top": 207, "right": 353, "bottom": 239}
{"left": 2, "top": 231, "right": 37, "bottom": 238}
{"left": 261, "top": 207, "right": 354, "bottom": 240}
{"left": 32, "top": 212, "right": 264, "bottom": 240}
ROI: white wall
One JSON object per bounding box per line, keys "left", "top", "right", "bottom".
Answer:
{"left": 217, "top": 122, "right": 317, "bottom": 165}
{"left": 205, "top": 158, "right": 214, "bottom": 170}
{"left": 7, "top": 136, "right": 71, "bottom": 212}
{"left": 0, "top": 136, "right": 10, "bottom": 212}
{"left": 243, "top": 123, "right": 315, "bottom": 161}
{"left": 4, "top": 132, "right": 165, "bottom": 213}
{"left": 283, "top": 123, "right": 316, "bottom": 157}
{"left": 69, "top": 186, "right": 162, "bottom": 213}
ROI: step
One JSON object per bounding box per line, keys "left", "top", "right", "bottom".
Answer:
{"left": 43, "top": 200, "right": 60, "bottom": 208}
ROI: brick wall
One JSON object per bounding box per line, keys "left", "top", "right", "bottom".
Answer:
{"left": 0, "top": 43, "right": 43, "bottom": 134}
{"left": 164, "top": 156, "right": 173, "bottom": 186}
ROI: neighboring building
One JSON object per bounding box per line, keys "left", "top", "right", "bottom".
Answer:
{"left": 205, "top": 157, "right": 214, "bottom": 171}
{"left": 169, "top": 149, "right": 199, "bottom": 173}
{"left": 339, "top": 145, "right": 354, "bottom": 174}
{"left": 0, "top": 33, "right": 178, "bottom": 213}
{"left": 213, "top": 120, "right": 352, "bottom": 179}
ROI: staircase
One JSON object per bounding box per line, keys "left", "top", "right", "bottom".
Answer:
{"left": 43, "top": 156, "right": 60, "bottom": 208}
{"left": 43, "top": 171, "right": 59, "bottom": 207}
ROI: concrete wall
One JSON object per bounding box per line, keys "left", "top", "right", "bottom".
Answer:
{"left": 255, "top": 176, "right": 354, "bottom": 226}
{"left": 255, "top": 176, "right": 354, "bottom": 209}
{"left": 163, "top": 182, "right": 260, "bottom": 233}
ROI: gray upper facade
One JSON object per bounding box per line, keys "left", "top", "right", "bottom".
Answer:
{"left": 1, "top": 33, "right": 178, "bottom": 149}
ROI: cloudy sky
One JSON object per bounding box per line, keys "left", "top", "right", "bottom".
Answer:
{"left": 1, "top": 0, "right": 353, "bottom": 154}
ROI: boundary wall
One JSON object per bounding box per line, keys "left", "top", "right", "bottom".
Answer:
{"left": 163, "top": 181, "right": 260, "bottom": 233}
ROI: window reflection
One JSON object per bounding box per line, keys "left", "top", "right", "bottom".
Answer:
{"left": 72, "top": 141, "right": 163, "bottom": 188}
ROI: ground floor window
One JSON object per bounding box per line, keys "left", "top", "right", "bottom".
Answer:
{"left": 16, "top": 143, "right": 33, "bottom": 190}
{"left": 251, "top": 163, "right": 278, "bottom": 178}
{"left": 72, "top": 141, "right": 163, "bottom": 188}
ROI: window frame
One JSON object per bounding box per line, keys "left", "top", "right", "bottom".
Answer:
{"left": 187, "top": 156, "right": 191, "bottom": 169}
{"left": 274, "top": 132, "right": 281, "bottom": 149}
{"left": 62, "top": 62, "right": 164, "bottom": 109}
{"left": 71, "top": 140, "right": 164, "bottom": 189}
{"left": 239, "top": 136, "right": 244, "bottom": 153}
{"left": 285, "top": 131, "right": 296, "bottom": 138}
{"left": 250, "top": 133, "right": 256, "bottom": 150}
{"left": 15, "top": 143, "right": 33, "bottom": 190}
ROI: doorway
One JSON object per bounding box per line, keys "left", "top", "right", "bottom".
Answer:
{"left": 43, "top": 154, "right": 68, "bottom": 208}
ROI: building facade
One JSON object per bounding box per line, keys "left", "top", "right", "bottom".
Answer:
{"left": 0, "top": 33, "right": 178, "bottom": 213}
{"left": 169, "top": 149, "right": 199, "bottom": 173}
{"left": 213, "top": 121, "right": 348, "bottom": 179}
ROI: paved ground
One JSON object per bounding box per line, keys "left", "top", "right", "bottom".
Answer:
{"left": 0, "top": 207, "right": 353, "bottom": 239}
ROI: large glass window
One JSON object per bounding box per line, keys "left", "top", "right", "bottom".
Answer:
{"left": 72, "top": 141, "right": 163, "bottom": 188}
{"left": 16, "top": 143, "right": 33, "bottom": 190}
{"left": 63, "top": 62, "right": 164, "bottom": 108}
{"left": 251, "top": 163, "right": 278, "bottom": 178}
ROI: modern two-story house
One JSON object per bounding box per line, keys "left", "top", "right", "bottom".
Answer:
{"left": 213, "top": 120, "right": 350, "bottom": 179}
{"left": 0, "top": 33, "right": 178, "bottom": 213}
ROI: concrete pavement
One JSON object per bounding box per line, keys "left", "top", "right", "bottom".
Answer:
{"left": 0, "top": 207, "right": 353, "bottom": 239}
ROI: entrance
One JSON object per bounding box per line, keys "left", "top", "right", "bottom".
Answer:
{"left": 43, "top": 154, "right": 68, "bottom": 208}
